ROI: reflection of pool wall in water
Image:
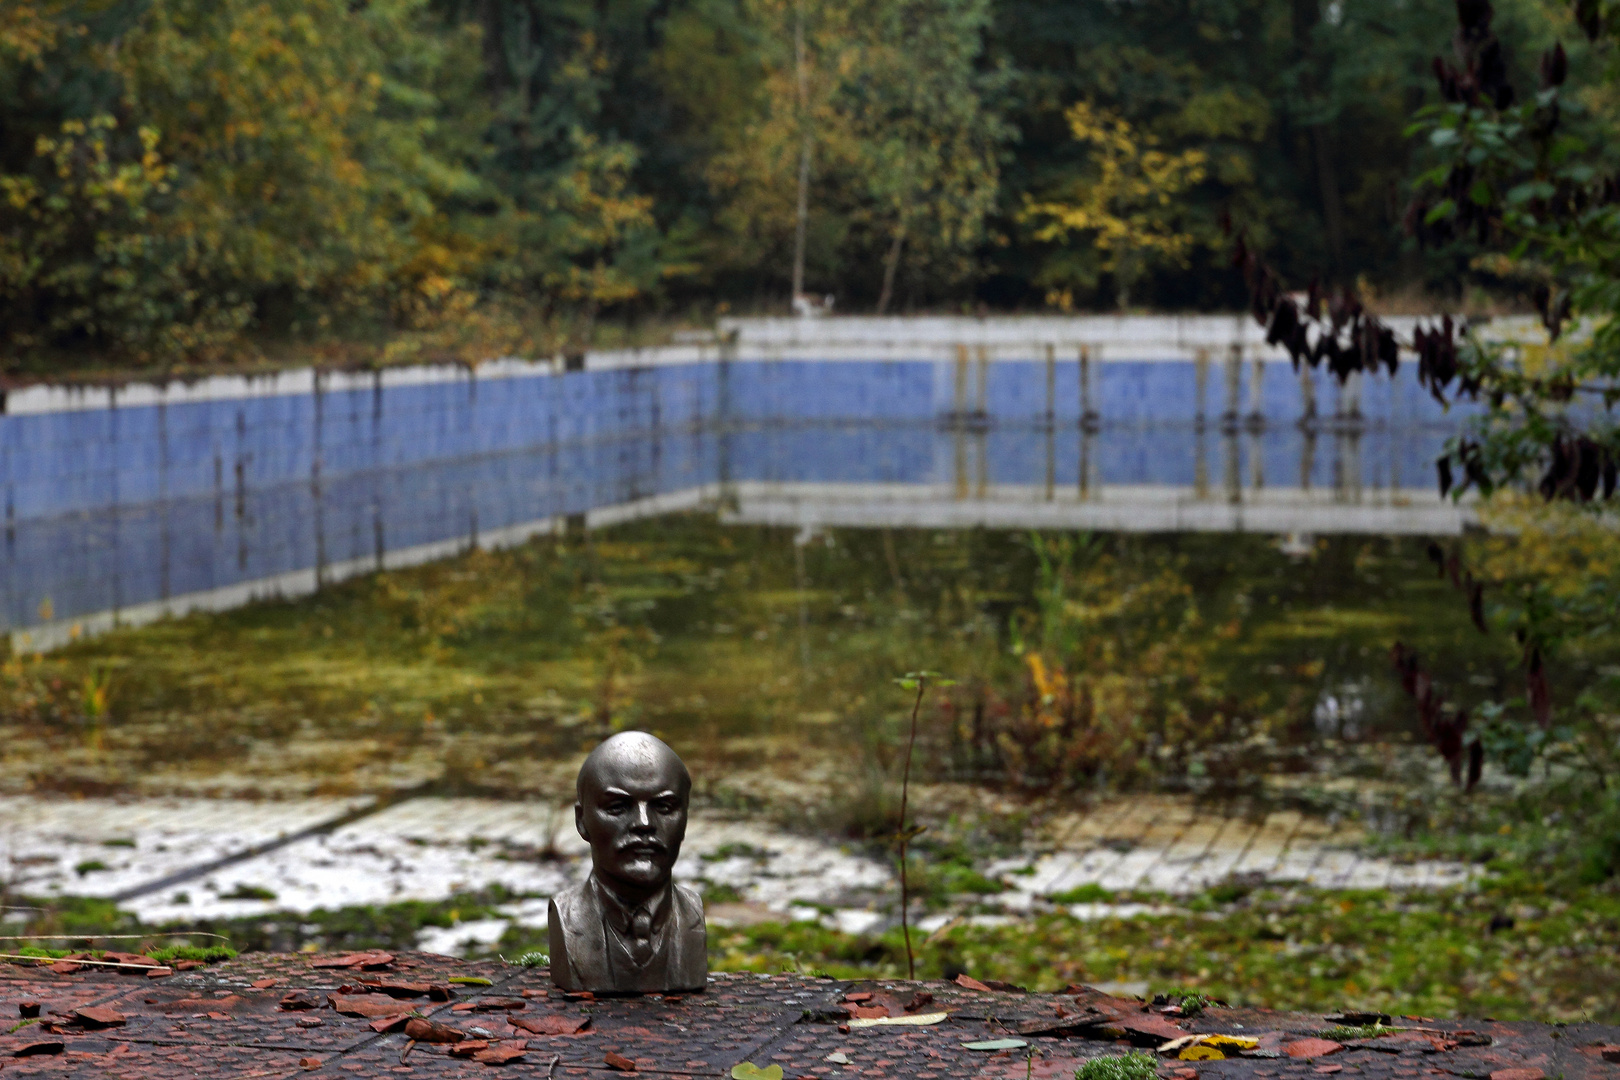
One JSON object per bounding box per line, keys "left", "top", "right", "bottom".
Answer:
{"left": 1, "top": 317, "right": 1479, "bottom": 647}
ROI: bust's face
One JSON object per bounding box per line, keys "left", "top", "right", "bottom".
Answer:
{"left": 576, "top": 742, "right": 688, "bottom": 896}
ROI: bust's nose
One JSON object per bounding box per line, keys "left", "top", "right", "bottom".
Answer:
{"left": 632, "top": 800, "right": 653, "bottom": 829}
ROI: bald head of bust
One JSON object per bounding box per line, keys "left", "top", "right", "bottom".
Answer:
{"left": 574, "top": 732, "right": 691, "bottom": 902}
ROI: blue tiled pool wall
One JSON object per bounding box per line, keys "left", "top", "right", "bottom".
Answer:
{"left": 0, "top": 356, "right": 1469, "bottom": 633}
{"left": 4, "top": 430, "right": 721, "bottom": 633}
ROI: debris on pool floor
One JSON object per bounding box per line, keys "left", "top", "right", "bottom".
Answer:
{"left": 0, "top": 795, "right": 1478, "bottom": 954}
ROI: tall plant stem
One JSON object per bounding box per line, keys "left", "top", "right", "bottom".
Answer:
{"left": 898, "top": 677, "right": 925, "bottom": 979}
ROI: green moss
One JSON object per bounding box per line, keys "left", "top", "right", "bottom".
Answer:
{"left": 146, "top": 945, "right": 237, "bottom": 964}
{"left": 1075, "top": 1052, "right": 1157, "bottom": 1080}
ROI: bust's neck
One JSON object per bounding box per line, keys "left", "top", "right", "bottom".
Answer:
{"left": 591, "top": 872, "right": 670, "bottom": 921}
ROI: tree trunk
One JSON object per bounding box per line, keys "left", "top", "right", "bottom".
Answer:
{"left": 791, "top": 1, "right": 810, "bottom": 303}
{"left": 877, "top": 224, "right": 906, "bottom": 314}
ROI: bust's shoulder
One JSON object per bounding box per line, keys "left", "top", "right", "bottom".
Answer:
{"left": 550, "top": 879, "right": 595, "bottom": 921}
{"left": 671, "top": 882, "right": 705, "bottom": 924}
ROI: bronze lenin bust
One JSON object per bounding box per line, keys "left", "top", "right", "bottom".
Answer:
{"left": 548, "top": 732, "right": 707, "bottom": 993}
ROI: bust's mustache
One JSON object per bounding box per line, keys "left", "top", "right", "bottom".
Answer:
{"left": 615, "top": 837, "right": 669, "bottom": 855}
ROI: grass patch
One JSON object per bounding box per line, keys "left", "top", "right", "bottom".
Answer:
{"left": 219, "top": 885, "right": 277, "bottom": 901}
{"left": 1318, "top": 1024, "right": 1397, "bottom": 1041}
{"left": 1050, "top": 883, "right": 1114, "bottom": 904}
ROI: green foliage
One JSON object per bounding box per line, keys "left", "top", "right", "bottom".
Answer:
{"left": 1074, "top": 1052, "right": 1158, "bottom": 1080}
{"left": 1, "top": 0, "right": 1512, "bottom": 357}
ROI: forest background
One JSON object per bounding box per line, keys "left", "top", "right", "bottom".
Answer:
{"left": 0, "top": 0, "right": 1581, "bottom": 374}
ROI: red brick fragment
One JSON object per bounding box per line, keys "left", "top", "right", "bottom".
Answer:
{"left": 843, "top": 1004, "right": 889, "bottom": 1020}
{"left": 404, "top": 1017, "right": 465, "bottom": 1043}
{"left": 146, "top": 966, "right": 174, "bottom": 978}
{"left": 428, "top": 984, "right": 456, "bottom": 1001}
{"left": 843, "top": 992, "right": 873, "bottom": 1003}
{"left": 13, "top": 1039, "right": 65, "bottom": 1057}
{"left": 207, "top": 1011, "right": 232, "bottom": 1020}
{"left": 1489, "top": 1070, "right": 1545, "bottom": 1080}
{"left": 1315, "top": 1067, "right": 1343, "bottom": 1074}
{"left": 372, "top": 981, "right": 431, "bottom": 999}
{"left": 560, "top": 990, "right": 596, "bottom": 1001}
{"left": 1284, "top": 1040, "right": 1344, "bottom": 1059}
{"left": 312, "top": 950, "right": 394, "bottom": 970}
{"left": 450, "top": 1040, "right": 494, "bottom": 1058}
{"left": 173, "top": 960, "right": 202, "bottom": 971}
{"left": 299, "top": 1057, "right": 322, "bottom": 1070}
{"left": 251, "top": 978, "right": 280, "bottom": 988}
{"left": 47, "top": 961, "right": 81, "bottom": 974}
{"left": 510, "top": 1014, "right": 590, "bottom": 1036}
{"left": 953, "top": 974, "right": 993, "bottom": 992}
{"left": 368, "top": 1014, "right": 410, "bottom": 1033}
{"left": 18, "top": 1001, "right": 40, "bottom": 1018}
{"left": 332, "top": 993, "right": 415, "bottom": 1019}
{"left": 298, "top": 1017, "right": 325, "bottom": 1029}
{"left": 1601, "top": 1048, "right": 1620, "bottom": 1064}
{"left": 468, "top": 997, "right": 526, "bottom": 1012}
{"left": 605, "top": 1050, "right": 637, "bottom": 1071}
{"left": 71, "top": 1005, "right": 127, "bottom": 1027}
{"left": 475, "top": 1041, "right": 529, "bottom": 1065}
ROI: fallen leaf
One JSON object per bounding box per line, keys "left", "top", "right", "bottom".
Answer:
{"left": 953, "top": 974, "right": 993, "bottom": 992}
{"left": 1180, "top": 1046, "right": 1225, "bottom": 1061}
{"left": 605, "top": 1050, "right": 638, "bottom": 1071}
{"left": 404, "top": 1017, "right": 465, "bottom": 1044}
{"left": 1203, "top": 1036, "right": 1259, "bottom": 1051}
{"left": 962, "top": 1039, "right": 1029, "bottom": 1051}
{"left": 825, "top": 1052, "right": 852, "bottom": 1064}
{"left": 1284, "top": 1040, "right": 1344, "bottom": 1059}
{"left": 731, "top": 1062, "right": 785, "bottom": 1080}
{"left": 846, "top": 1011, "right": 948, "bottom": 1029}
{"left": 510, "top": 1014, "right": 591, "bottom": 1036}
{"left": 449, "top": 976, "right": 493, "bottom": 986}
{"left": 71, "top": 1006, "right": 127, "bottom": 1028}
